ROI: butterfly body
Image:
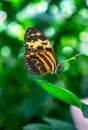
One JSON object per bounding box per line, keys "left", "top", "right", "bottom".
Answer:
{"left": 24, "top": 27, "right": 61, "bottom": 74}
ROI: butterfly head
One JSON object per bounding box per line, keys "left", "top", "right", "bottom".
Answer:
{"left": 54, "top": 64, "right": 63, "bottom": 74}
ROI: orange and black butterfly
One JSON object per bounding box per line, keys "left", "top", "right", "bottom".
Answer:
{"left": 24, "top": 27, "right": 62, "bottom": 74}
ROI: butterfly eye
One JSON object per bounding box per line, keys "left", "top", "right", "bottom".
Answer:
{"left": 56, "top": 64, "right": 64, "bottom": 72}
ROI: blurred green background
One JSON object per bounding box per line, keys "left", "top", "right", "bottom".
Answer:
{"left": 0, "top": 0, "right": 88, "bottom": 130}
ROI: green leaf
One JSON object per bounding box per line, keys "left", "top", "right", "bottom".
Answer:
{"left": 37, "top": 80, "right": 82, "bottom": 109}
{"left": 23, "top": 124, "right": 51, "bottom": 130}
{"left": 43, "top": 117, "right": 76, "bottom": 130}
{"left": 37, "top": 80, "right": 88, "bottom": 118}
{"left": 82, "top": 103, "right": 88, "bottom": 118}
{"left": 23, "top": 119, "right": 76, "bottom": 130}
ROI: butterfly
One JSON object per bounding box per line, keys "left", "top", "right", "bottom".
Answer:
{"left": 24, "top": 27, "right": 62, "bottom": 74}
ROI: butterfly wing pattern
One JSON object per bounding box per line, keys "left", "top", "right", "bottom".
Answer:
{"left": 24, "top": 27, "right": 61, "bottom": 74}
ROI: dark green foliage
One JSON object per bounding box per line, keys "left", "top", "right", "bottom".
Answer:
{"left": 0, "top": 0, "right": 88, "bottom": 130}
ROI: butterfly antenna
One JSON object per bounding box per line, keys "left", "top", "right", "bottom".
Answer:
{"left": 60, "top": 53, "right": 83, "bottom": 65}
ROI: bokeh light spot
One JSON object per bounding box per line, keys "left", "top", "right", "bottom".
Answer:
{"left": 79, "top": 42, "right": 88, "bottom": 55}
{"left": 0, "top": 10, "right": 7, "bottom": 25}
{"left": 49, "top": 5, "right": 59, "bottom": 14}
{"left": 79, "top": 9, "right": 88, "bottom": 19}
{"left": 36, "top": 1, "right": 48, "bottom": 13}
{"left": 60, "top": 0, "right": 77, "bottom": 17}
{"left": 7, "top": 22, "right": 24, "bottom": 40}
{"left": 79, "top": 31, "right": 88, "bottom": 42}
{"left": 16, "top": 1, "right": 48, "bottom": 20}
{"left": 62, "top": 62, "right": 70, "bottom": 71}
{"left": 62, "top": 46, "right": 73, "bottom": 55}
{"left": 44, "top": 27, "right": 55, "bottom": 37}
{"left": 1, "top": 46, "right": 11, "bottom": 57}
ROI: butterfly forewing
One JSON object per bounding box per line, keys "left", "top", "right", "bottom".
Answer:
{"left": 24, "top": 27, "right": 57, "bottom": 74}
